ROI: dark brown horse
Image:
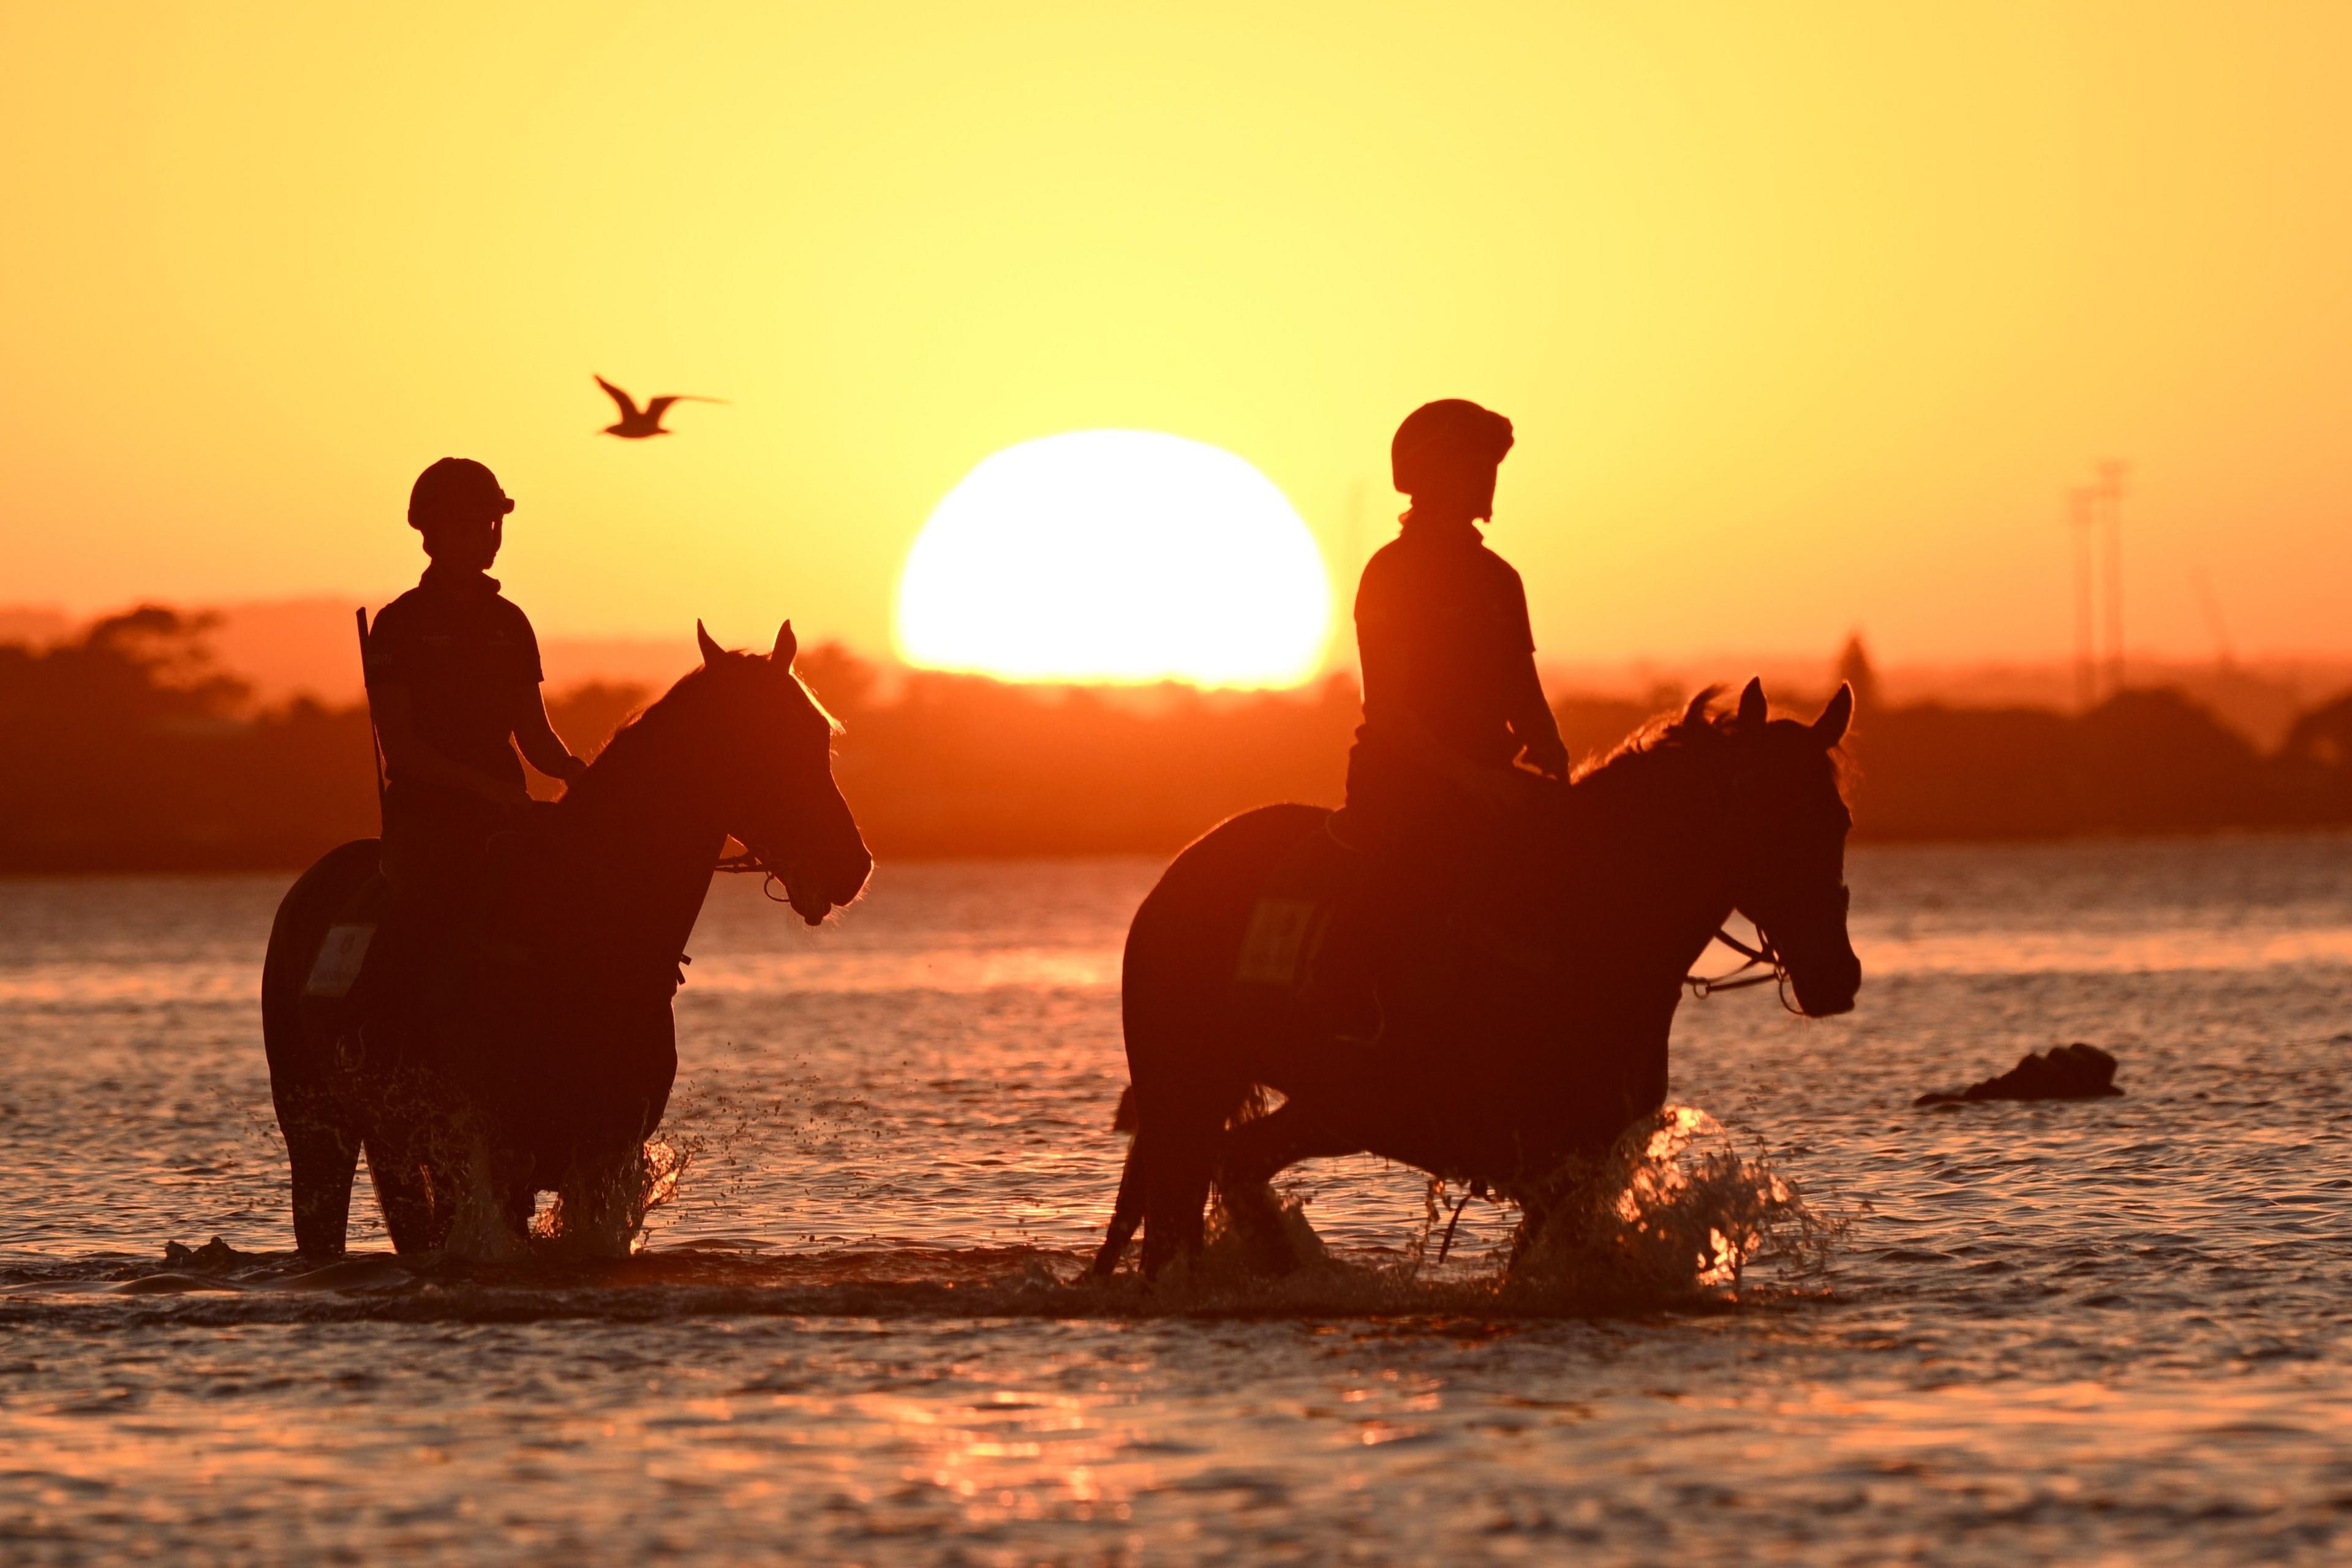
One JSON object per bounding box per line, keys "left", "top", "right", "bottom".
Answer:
{"left": 1094, "top": 678, "right": 1860, "bottom": 1278}
{"left": 262, "top": 621, "right": 870, "bottom": 1259}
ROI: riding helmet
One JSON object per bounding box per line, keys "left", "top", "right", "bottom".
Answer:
{"left": 408, "top": 457, "right": 514, "bottom": 529}
{"left": 1391, "top": 399, "right": 1515, "bottom": 496}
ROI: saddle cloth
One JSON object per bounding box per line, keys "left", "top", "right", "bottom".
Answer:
{"left": 300, "top": 824, "right": 559, "bottom": 1011}
{"left": 1231, "top": 815, "right": 1430, "bottom": 1043}
{"left": 304, "top": 880, "right": 386, "bottom": 1001}
{"left": 1232, "top": 810, "right": 1510, "bottom": 1049}
{"left": 1234, "top": 817, "right": 1365, "bottom": 992}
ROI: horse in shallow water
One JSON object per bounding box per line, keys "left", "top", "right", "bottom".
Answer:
{"left": 1093, "top": 678, "right": 1860, "bottom": 1278}
{"left": 262, "top": 621, "right": 871, "bottom": 1259}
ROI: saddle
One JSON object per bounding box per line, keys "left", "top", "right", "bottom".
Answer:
{"left": 300, "top": 813, "right": 564, "bottom": 1038}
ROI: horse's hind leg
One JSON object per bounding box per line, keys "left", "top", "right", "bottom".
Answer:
{"left": 363, "top": 1126, "right": 445, "bottom": 1256}
{"left": 1215, "top": 1101, "right": 1357, "bottom": 1276}
{"left": 281, "top": 1101, "right": 360, "bottom": 1260}
{"left": 1137, "top": 1098, "right": 1221, "bottom": 1280}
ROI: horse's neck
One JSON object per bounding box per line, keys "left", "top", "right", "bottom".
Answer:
{"left": 556, "top": 729, "right": 726, "bottom": 976}
{"left": 1564, "top": 756, "right": 1737, "bottom": 988}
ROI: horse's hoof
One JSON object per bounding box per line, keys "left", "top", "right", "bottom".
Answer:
{"left": 1246, "top": 1240, "right": 1302, "bottom": 1278}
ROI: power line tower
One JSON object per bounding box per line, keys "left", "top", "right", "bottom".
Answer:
{"left": 2064, "top": 459, "right": 2132, "bottom": 707}
{"left": 2069, "top": 485, "right": 2097, "bottom": 711}
{"left": 2095, "top": 459, "right": 2130, "bottom": 695}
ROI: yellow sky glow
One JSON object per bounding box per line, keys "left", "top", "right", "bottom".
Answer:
{"left": 4, "top": 2, "right": 2350, "bottom": 675}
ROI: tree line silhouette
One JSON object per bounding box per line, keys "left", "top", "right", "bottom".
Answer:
{"left": 7, "top": 609, "right": 2352, "bottom": 872}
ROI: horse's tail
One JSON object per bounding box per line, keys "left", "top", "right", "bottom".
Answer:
{"left": 1111, "top": 1084, "right": 1137, "bottom": 1133}
{"left": 1090, "top": 1121, "right": 1148, "bottom": 1276}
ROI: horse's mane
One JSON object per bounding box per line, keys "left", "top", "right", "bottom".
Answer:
{"left": 1569, "top": 685, "right": 1853, "bottom": 799}
{"left": 559, "top": 654, "right": 840, "bottom": 811}
{"left": 571, "top": 663, "right": 709, "bottom": 791}
{"left": 1570, "top": 686, "right": 1738, "bottom": 786}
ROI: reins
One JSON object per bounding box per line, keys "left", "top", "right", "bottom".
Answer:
{"left": 714, "top": 849, "right": 794, "bottom": 904}
{"left": 1684, "top": 922, "right": 1802, "bottom": 1012}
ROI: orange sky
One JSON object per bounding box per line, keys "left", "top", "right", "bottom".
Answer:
{"left": 4, "top": 2, "right": 2349, "bottom": 675}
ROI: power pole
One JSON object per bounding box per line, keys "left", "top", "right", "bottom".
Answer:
{"left": 2069, "top": 486, "right": 2097, "bottom": 710}
{"left": 2095, "top": 459, "right": 2130, "bottom": 696}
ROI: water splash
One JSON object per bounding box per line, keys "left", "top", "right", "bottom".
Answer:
{"left": 1509, "top": 1105, "right": 1855, "bottom": 1306}
{"left": 527, "top": 1138, "right": 695, "bottom": 1258}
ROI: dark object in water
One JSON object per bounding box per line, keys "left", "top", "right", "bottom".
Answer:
{"left": 163, "top": 1236, "right": 256, "bottom": 1272}
{"left": 1915, "top": 1043, "right": 2122, "bottom": 1106}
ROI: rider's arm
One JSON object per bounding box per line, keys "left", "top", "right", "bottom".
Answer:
{"left": 373, "top": 682, "right": 532, "bottom": 807}
{"left": 510, "top": 685, "right": 589, "bottom": 785}
{"left": 1506, "top": 653, "right": 1569, "bottom": 779}
{"left": 1496, "top": 570, "right": 1569, "bottom": 780}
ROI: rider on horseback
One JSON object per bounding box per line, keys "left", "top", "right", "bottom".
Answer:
{"left": 358, "top": 458, "right": 587, "bottom": 1039}
{"left": 1340, "top": 399, "right": 1568, "bottom": 893}
{"left": 1281, "top": 401, "right": 1569, "bottom": 1041}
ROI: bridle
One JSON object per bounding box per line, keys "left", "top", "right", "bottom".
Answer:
{"left": 1684, "top": 918, "right": 1796, "bottom": 1009}
{"left": 1676, "top": 745, "right": 1847, "bottom": 1016}
{"left": 714, "top": 846, "right": 796, "bottom": 905}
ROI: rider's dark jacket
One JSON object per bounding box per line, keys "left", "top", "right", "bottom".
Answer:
{"left": 363, "top": 565, "right": 543, "bottom": 884}
{"left": 1344, "top": 514, "right": 1539, "bottom": 876}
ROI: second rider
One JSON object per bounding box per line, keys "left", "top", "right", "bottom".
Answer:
{"left": 1340, "top": 398, "right": 1568, "bottom": 899}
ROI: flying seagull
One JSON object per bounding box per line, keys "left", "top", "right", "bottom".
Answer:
{"left": 594, "top": 375, "right": 726, "bottom": 439}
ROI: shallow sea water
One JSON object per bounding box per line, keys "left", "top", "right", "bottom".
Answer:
{"left": 2, "top": 837, "right": 2349, "bottom": 1564}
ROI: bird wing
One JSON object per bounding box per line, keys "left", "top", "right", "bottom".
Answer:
{"left": 594, "top": 375, "right": 641, "bottom": 419}
{"left": 647, "top": 395, "right": 728, "bottom": 417}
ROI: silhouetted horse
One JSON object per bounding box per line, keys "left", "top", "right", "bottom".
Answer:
{"left": 262, "top": 622, "right": 870, "bottom": 1258}
{"left": 1094, "top": 678, "right": 1860, "bottom": 1278}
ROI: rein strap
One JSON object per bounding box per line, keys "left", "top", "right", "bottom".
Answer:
{"left": 1684, "top": 925, "right": 1788, "bottom": 1000}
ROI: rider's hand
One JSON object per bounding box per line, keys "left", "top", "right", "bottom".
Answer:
{"left": 556, "top": 754, "right": 590, "bottom": 785}
{"left": 1521, "top": 734, "right": 1570, "bottom": 781}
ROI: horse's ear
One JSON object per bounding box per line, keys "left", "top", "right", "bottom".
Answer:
{"left": 774, "top": 619, "right": 796, "bottom": 666}
{"left": 1681, "top": 688, "right": 1714, "bottom": 727}
{"left": 1738, "top": 677, "right": 1768, "bottom": 728}
{"left": 1812, "top": 682, "right": 1853, "bottom": 746}
{"left": 697, "top": 620, "right": 725, "bottom": 666}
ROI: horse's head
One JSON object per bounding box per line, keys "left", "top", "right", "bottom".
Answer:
{"left": 1713, "top": 677, "right": 1861, "bottom": 1017}
{"left": 694, "top": 619, "right": 873, "bottom": 925}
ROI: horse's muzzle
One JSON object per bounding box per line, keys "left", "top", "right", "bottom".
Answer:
{"left": 781, "top": 845, "right": 872, "bottom": 926}
{"left": 1789, "top": 952, "right": 1862, "bottom": 1017}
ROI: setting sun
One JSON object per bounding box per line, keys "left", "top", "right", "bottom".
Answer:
{"left": 894, "top": 430, "right": 1331, "bottom": 687}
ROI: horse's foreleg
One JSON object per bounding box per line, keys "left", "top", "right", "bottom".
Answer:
{"left": 548, "top": 1144, "right": 646, "bottom": 1259}
{"left": 437, "top": 1126, "right": 532, "bottom": 1264}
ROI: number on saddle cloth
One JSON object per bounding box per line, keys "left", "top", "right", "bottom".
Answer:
{"left": 1234, "top": 828, "right": 1352, "bottom": 989}
{"left": 1233, "top": 820, "right": 1396, "bottom": 1041}
{"left": 303, "top": 873, "right": 390, "bottom": 1001}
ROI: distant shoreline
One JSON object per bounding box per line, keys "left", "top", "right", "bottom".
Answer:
{"left": 9, "top": 609, "right": 2352, "bottom": 874}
